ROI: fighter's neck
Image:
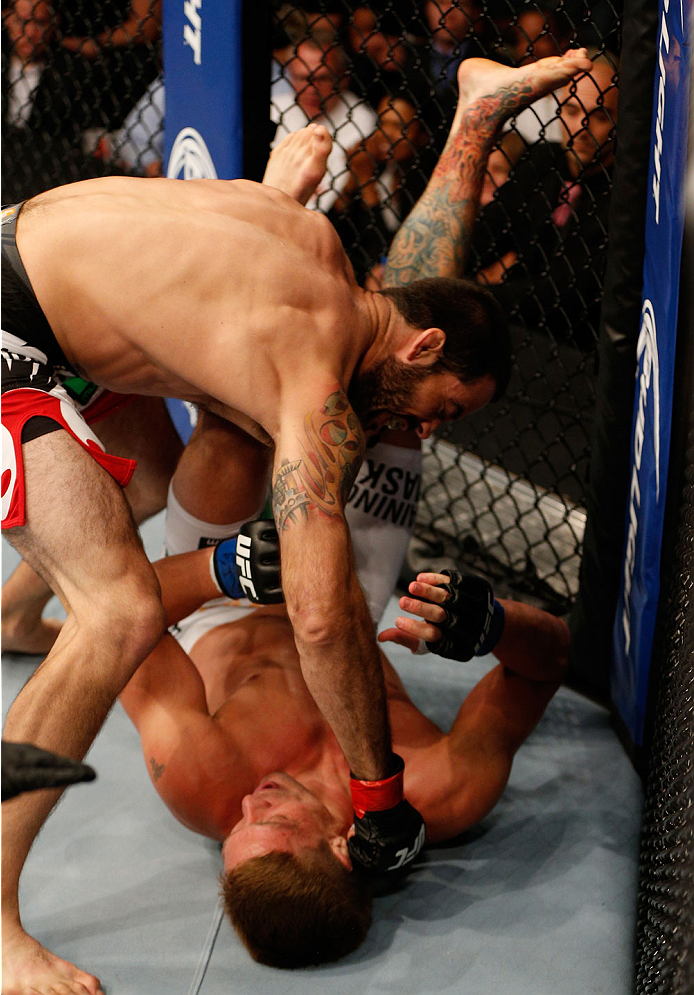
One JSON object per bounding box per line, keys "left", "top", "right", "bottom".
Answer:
{"left": 287, "top": 744, "right": 354, "bottom": 833}
{"left": 355, "top": 290, "right": 409, "bottom": 374}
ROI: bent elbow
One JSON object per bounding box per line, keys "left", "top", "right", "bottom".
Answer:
{"left": 288, "top": 603, "right": 345, "bottom": 649}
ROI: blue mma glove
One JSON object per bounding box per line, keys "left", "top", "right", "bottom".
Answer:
{"left": 348, "top": 754, "right": 426, "bottom": 876}
{"left": 425, "top": 570, "right": 505, "bottom": 662}
{"left": 211, "top": 519, "right": 283, "bottom": 604}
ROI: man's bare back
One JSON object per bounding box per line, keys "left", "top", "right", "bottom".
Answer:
{"left": 16, "top": 175, "right": 374, "bottom": 440}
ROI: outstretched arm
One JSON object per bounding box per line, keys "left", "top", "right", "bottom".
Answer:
{"left": 118, "top": 550, "right": 241, "bottom": 835}
{"left": 272, "top": 382, "right": 392, "bottom": 781}
{"left": 395, "top": 576, "right": 569, "bottom": 839}
{"left": 274, "top": 385, "right": 428, "bottom": 874}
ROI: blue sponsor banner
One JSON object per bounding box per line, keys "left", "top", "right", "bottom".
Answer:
{"left": 162, "top": 3, "right": 243, "bottom": 443}
{"left": 611, "top": 0, "right": 691, "bottom": 745}
{"left": 162, "top": 1, "right": 243, "bottom": 180}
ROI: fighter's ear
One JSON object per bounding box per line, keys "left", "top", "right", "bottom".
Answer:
{"left": 404, "top": 327, "right": 446, "bottom": 366}
{"left": 329, "top": 835, "right": 352, "bottom": 871}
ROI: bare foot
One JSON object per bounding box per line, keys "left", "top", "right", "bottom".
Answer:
{"left": 262, "top": 123, "right": 332, "bottom": 205}
{"left": 1, "top": 613, "right": 63, "bottom": 656}
{"left": 452, "top": 49, "right": 592, "bottom": 134}
{"left": 2, "top": 924, "right": 103, "bottom": 994}
{"left": 2, "top": 561, "right": 63, "bottom": 656}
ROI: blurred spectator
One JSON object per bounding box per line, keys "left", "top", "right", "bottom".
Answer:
{"left": 53, "top": 0, "right": 161, "bottom": 138}
{"left": 418, "top": 0, "right": 507, "bottom": 156}
{"left": 479, "top": 130, "right": 526, "bottom": 209}
{"left": 109, "top": 72, "right": 164, "bottom": 175}
{"left": 271, "top": 28, "right": 377, "bottom": 214}
{"left": 272, "top": 4, "right": 346, "bottom": 100}
{"left": 468, "top": 130, "right": 527, "bottom": 285}
{"left": 58, "top": 0, "right": 159, "bottom": 60}
{"left": 330, "top": 91, "right": 428, "bottom": 285}
{"left": 347, "top": 4, "right": 423, "bottom": 113}
{"left": 3, "top": 0, "right": 54, "bottom": 127}
{"left": 504, "top": 3, "right": 572, "bottom": 144}
{"left": 1, "top": 0, "right": 132, "bottom": 201}
{"left": 423, "top": 0, "right": 486, "bottom": 93}
{"left": 470, "top": 50, "right": 620, "bottom": 350}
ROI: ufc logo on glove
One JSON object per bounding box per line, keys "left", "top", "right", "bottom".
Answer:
{"left": 235, "top": 534, "right": 258, "bottom": 601}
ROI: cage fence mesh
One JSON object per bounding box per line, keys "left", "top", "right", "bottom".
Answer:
{"left": 634, "top": 407, "right": 694, "bottom": 995}
{"left": 2, "top": 0, "right": 163, "bottom": 198}
{"left": 271, "top": 0, "right": 621, "bottom": 612}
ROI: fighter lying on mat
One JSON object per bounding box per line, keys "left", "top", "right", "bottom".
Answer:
{"left": 118, "top": 518, "right": 569, "bottom": 968}
{"left": 2, "top": 49, "right": 591, "bottom": 994}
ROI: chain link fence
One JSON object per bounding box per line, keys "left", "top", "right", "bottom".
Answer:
{"left": 2, "top": 0, "right": 162, "bottom": 201}
{"left": 271, "top": 1, "right": 621, "bottom": 612}
{"left": 635, "top": 403, "right": 694, "bottom": 995}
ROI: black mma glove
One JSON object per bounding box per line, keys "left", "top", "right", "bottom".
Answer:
{"left": 1, "top": 741, "right": 96, "bottom": 802}
{"left": 348, "top": 754, "right": 426, "bottom": 876}
{"left": 425, "top": 570, "right": 505, "bottom": 662}
{"left": 211, "top": 519, "right": 283, "bottom": 604}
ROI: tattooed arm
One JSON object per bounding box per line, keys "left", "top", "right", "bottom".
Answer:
{"left": 273, "top": 383, "right": 394, "bottom": 781}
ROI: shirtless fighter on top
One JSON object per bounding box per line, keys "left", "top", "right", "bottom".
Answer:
{"left": 2, "top": 50, "right": 592, "bottom": 994}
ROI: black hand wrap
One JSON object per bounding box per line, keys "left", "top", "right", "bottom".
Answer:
{"left": 233, "top": 519, "right": 284, "bottom": 604}
{"left": 1, "top": 741, "right": 96, "bottom": 801}
{"left": 425, "top": 570, "right": 502, "bottom": 662}
{"left": 348, "top": 754, "right": 426, "bottom": 876}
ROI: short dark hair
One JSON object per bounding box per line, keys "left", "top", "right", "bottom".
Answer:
{"left": 382, "top": 277, "right": 512, "bottom": 401}
{"left": 221, "top": 843, "right": 372, "bottom": 968}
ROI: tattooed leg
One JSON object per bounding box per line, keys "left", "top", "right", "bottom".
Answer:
{"left": 383, "top": 49, "right": 591, "bottom": 286}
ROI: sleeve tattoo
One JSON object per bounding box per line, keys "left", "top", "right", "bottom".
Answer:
{"left": 273, "top": 388, "right": 364, "bottom": 532}
{"left": 384, "top": 82, "right": 533, "bottom": 287}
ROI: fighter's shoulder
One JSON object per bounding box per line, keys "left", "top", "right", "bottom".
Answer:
{"left": 400, "top": 729, "right": 510, "bottom": 843}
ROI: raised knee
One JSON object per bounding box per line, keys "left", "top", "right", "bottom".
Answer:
{"left": 83, "top": 574, "right": 167, "bottom": 665}
{"left": 122, "top": 586, "right": 168, "bottom": 659}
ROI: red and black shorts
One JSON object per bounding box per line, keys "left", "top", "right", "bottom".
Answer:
{"left": 1, "top": 203, "right": 137, "bottom": 530}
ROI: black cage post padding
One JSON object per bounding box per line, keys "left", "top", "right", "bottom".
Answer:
{"left": 568, "top": 0, "right": 659, "bottom": 706}
{"left": 634, "top": 383, "right": 694, "bottom": 995}
{"left": 242, "top": 0, "right": 272, "bottom": 182}
{"left": 634, "top": 99, "right": 694, "bottom": 989}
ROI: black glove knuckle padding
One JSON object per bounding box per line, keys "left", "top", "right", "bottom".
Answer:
{"left": 236, "top": 519, "right": 284, "bottom": 604}
{"left": 348, "top": 800, "right": 426, "bottom": 876}
{"left": 426, "top": 569, "right": 495, "bottom": 662}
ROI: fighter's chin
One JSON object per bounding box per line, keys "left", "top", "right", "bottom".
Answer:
{"left": 363, "top": 410, "right": 417, "bottom": 441}
{"left": 254, "top": 772, "right": 300, "bottom": 794}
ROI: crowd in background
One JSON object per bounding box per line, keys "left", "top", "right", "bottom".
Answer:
{"left": 2, "top": 0, "right": 620, "bottom": 351}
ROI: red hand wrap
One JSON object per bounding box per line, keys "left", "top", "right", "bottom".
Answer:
{"left": 350, "top": 766, "right": 404, "bottom": 819}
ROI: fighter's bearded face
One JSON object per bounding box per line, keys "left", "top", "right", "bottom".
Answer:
{"left": 352, "top": 356, "right": 497, "bottom": 444}
{"left": 350, "top": 356, "right": 433, "bottom": 436}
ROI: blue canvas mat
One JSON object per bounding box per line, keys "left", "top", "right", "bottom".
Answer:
{"left": 2, "top": 518, "right": 642, "bottom": 995}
